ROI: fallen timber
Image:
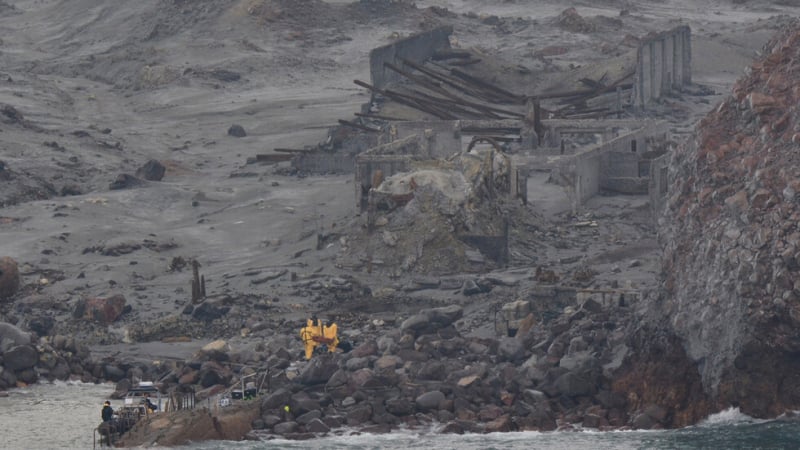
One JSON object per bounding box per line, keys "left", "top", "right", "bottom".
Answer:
{"left": 337, "top": 119, "right": 381, "bottom": 133}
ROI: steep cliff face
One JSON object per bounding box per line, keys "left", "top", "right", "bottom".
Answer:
{"left": 659, "top": 19, "right": 800, "bottom": 417}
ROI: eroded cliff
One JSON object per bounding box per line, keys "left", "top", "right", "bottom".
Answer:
{"left": 657, "top": 19, "right": 800, "bottom": 418}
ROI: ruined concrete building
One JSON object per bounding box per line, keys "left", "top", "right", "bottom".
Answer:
{"left": 290, "top": 23, "right": 689, "bottom": 277}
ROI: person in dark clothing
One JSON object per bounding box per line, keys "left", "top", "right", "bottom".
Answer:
{"left": 101, "top": 401, "right": 114, "bottom": 422}
{"left": 144, "top": 394, "right": 158, "bottom": 413}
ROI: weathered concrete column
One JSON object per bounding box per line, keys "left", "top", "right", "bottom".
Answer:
{"left": 663, "top": 37, "right": 672, "bottom": 94}
{"left": 652, "top": 40, "right": 663, "bottom": 100}
{"left": 682, "top": 27, "right": 692, "bottom": 84}
{"left": 673, "top": 32, "right": 683, "bottom": 87}
{"left": 644, "top": 43, "right": 654, "bottom": 107}
{"left": 520, "top": 98, "right": 539, "bottom": 150}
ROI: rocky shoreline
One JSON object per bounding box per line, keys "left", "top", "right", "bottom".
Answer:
{"left": 117, "top": 301, "right": 647, "bottom": 446}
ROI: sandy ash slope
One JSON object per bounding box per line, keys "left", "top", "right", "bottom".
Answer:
{"left": 0, "top": 0, "right": 797, "bottom": 366}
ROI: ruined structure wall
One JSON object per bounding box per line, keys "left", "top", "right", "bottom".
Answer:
{"left": 354, "top": 155, "right": 413, "bottom": 209}
{"left": 574, "top": 149, "right": 603, "bottom": 207}
{"left": 390, "top": 121, "right": 461, "bottom": 158}
{"left": 602, "top": 151, "right": 640, "bottom": 178}
{"left": 540, "top": 119, "right": 652, "bottom": 150}
{"left": 354, "top": 135, "right": 422, "bottom": 209}
{"left": 369, "top": 26, "right": 453, "bottom": 89}
{"left": 634, "top": 26, "right": 691, "bottom": 109}
{"left": 292, "top": 153, "right": 356, "bottom": 175}
{"left": 559, "top": 121, "right": 668, "bottom": 209}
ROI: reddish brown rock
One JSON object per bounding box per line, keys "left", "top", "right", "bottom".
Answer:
{"left": 484, "top": 414, "right": 513, "bottom": 432}
{"left": 83, "top": 294, "right": 127, "bottom": 324}
{"left": 117, "top": 402, "right": 259, "bottom": 447}
{"left": 746, "top": 92, "right": 778, "bottom": 113}
{"left": 658, "top": 20, "right": 800, "bottom": 420}
{"left": 0, "top": 256, "right": 20, "bottom": 300}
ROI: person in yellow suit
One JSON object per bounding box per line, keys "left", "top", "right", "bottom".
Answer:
{"left": 301, "top": 315, "right": 323, "bottom": 360}
{"left": 323, "top": 317, "right": 339, "bottom": 353}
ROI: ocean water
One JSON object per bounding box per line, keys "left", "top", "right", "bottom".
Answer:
{"left": 5, "top": 382, "right": 800, "bottom": 449}
{"left": 0, "top": 381, "right": 114, "bottom": 449}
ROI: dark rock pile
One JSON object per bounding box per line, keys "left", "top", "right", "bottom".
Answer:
{"left": 244, "top": 301, "right": 640, "bottom": 439}
{"left": 0, "top": 322, "right": 108, "bottom": 389}
{"left": 116, "top": 298, "right": 650, "bottom": 446}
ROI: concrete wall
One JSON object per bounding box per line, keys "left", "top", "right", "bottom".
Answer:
{"left": 369, "top": 26, "right": 453, "bottom": 89}
{"left": 292, "top": 152, "right": 356, "bottom": 175}
{"left": 602, "top": 151, "right": 640, "bottom": 178}
{"left": 634, "top": 25, "right": 691, "bottom": 109}
{"left": 389, "top": 121, "right": 462, "bottom": 158}
{"left": 540, "top": 119, "right": 650, "bottom": 153}
{"left": 555, "top": 120, "right": 669, "bottom": 211}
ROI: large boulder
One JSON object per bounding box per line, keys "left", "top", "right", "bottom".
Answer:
{"left": 385, "top": 397, "right": 414, "bottom": 416}
{"left": 81, "top": 294, "right": 127, "bottom": 324}
{"left": 497, "top": 337, "right": 525, "bottom": 363}
{"left": 197, "top": 340, "right": 230, "bottom": 361}
{"left": 109, "top": 173, "right": 143, "bottom": 190}
{"left": 350, "top": 340, "right": 378, "bottom": 358}
{"left": 554, "top": 371, "right": 596, "bottom": 398}
{"left": 401, "top": 305, "right": 463, "bottom": 336}
{"left": 261, "top": 388, "right": 292, "bottom": 412}
{"left": 227, "top": 124, "right": 246, "bottom": 138}
{"left": 192, "top": 302, "right": 230, "bottom": 322}
{"left": 415, "top": 390, "right": 445, "bottom": 412}
{"left": 0, "top": 256, "right": 20, "bottom": 300}
{"left": 135, "top": 159, "right": 166, "bottom": 181}
{"left": 4, "top": 344, "right": 38, "bottom": 371}
{"left": 298, "top": 356, "right": 339, "bottom": 385}
{"left": 0, "top": 322, "right": 31, "bottom": 353}
{"left": 345, "top": 404, "right": 373, "bottom": 426}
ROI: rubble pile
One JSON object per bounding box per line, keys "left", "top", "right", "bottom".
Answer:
{"left": 341, "top": 149, "right": 539, "bottom": 276}
{"left": 556, "top": 8, "right": 597, "bottom": 34}
{"left": 657, "top": 19, "right": 800, "bottom": 417}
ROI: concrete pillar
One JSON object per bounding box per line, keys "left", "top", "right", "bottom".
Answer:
{"left": 673, "top": 33, "right": 683, "bottom": 87}
{"left": 683, "top": 27, "right": 692, "bottom": 84}
{"left": 637, "top": 45, "right": 649, "bottom": 109}
{"left": 664, "top": 36, "right": 674, "bottom": 92}
{"left": 642, "top": 45, "right": 653, "bottom": 107}
{"left": 520, "top": 98, "right": 539, "bottom": 151}
{"left": 652, "top": 41, "right": 662, "bottom": 101}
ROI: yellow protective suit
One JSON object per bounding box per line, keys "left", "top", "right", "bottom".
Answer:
{"left": 322, "top": 323, "right": 339, "bottom": 352}
{"left": 300, "top": 326, "right": 315, "bottom": 360}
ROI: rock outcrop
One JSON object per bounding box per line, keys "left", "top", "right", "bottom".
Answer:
{"left": 0, "top": 325, "right": 101, "bottom": 390}
{"left": 656, "top": 19, "right": 800, "bottom": 418}
{"left": 117, "top": 403, "right": 260, "bottom": 447}
{"left": 0, "top": 256, "right": 20, "bottom": 300}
